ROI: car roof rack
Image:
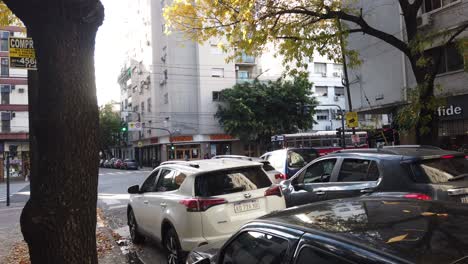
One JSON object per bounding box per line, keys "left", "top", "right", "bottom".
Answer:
{"left": 160, "top": 160, "right": 200, "bottom": 168}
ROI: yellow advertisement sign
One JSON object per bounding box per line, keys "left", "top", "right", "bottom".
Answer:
{"left": 346, "top": 112, "right": 359, "bottom": 128}
{"left": 9, "top": 37, "right": 37, "bottom": 70}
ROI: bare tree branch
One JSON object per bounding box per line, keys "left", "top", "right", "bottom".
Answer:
{"left": 259, "top": 8, "right": 411, "bottom": 57}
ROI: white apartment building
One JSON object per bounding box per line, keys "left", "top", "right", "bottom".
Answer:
{"left": 117, "top": 0, "right": 261, "bottom": 163}
{"left": 259, "top": 51, "right": 346, "bottom": 131}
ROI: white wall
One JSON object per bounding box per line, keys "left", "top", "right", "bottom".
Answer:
{"left": 11, "top": 85, "right": 28, "bottom": 105}
{"left": 9, "top": 111, "right": 29, "bottom": 133}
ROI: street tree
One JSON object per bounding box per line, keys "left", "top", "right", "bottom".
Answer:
{"left": 99, "top": 103, "right": 122, "bottom": 158}
{"left": 164, "top": 0, "right": 468, "bottom": 144}
{"left": 3, "top": 0, "right": 104, "bottom": 263}
{"left": 215, "top": 75, "right": 317, "bottom": 152}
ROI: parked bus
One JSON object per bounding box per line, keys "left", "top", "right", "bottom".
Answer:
{"left": 271, "top": 131, "right": 368, "bottom": 155}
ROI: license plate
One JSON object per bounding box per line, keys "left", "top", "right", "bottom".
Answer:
{"left": 234, "top": 199, "right": 260, "bottom": 213}
{"left": 461, "top": 196, "right": 468, "bottom": 204}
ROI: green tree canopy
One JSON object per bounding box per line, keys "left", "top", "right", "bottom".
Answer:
{"left": 99, "top": 102, "right": 122, "bottom": 157}
{"left": 216, "top": 75, "right": 317, "bottom": 147}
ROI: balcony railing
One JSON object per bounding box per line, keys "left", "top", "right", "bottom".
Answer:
{"left": 236, "top": 78, "right": 255, "bottom": 84}
{"left": 237, "top": 53, "right": 255, "bottom": 64}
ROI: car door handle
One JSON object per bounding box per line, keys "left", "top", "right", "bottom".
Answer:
{"left": 315, "top": 191, "right": 326, "bottom": 195}
{"left": 360, "top": 189, "right": 374, "bottom": 194}
{"left": 160, "top": 203, "right": 167, "bottom": 208}
{"left": 143, "top": 200, "right": 149, "bottom": 204}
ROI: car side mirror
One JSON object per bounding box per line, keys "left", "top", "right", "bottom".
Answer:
{"left": 294, "top": 183, "right": 305, "bottom": 191}
{"left": 128, "top": 185, "right": 140, "bottom": 194}
{"left": 193, "top": 258, "right": 210, "bottom": 264}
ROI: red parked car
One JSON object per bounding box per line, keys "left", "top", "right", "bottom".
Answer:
{"left": 113, "top": 159, "right": 123, "bottom": 169}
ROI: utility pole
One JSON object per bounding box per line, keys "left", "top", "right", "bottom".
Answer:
{"left": 337, "top": 19, "right": 355, "bottom": 136}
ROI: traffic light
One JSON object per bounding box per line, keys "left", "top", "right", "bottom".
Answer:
{"left": 303, "top": 105, "right": 311, "bottom": 115}
{"left": 121, "top": 122, "right": 128, "bottom": 132}
{"left": 170, "top": 144, "right": 175, "bottom": 151}
{"left": 336, "top": 128, "right": 342, "bottom": 138}
{"left": 9, "top": 145, "right": 17, "bottom": 157}
{"left": 296, "top": 103, "right": 302, "bottom": 115}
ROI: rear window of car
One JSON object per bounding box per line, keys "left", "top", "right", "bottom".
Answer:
{"left": 262, "top": 163, "right": 276, "bottom": 172}
{"left": 411, "top": 157, "right": 468, "bottom": 183}
{"left": 287, "top": 149, "right": 319, "bottom": 168}
{"left": 195, "top": 167, "right": 272, "bottom": 196}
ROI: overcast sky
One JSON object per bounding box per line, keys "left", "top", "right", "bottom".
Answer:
{"left": 95, "top": 0, "right": 130, "bottom": 106}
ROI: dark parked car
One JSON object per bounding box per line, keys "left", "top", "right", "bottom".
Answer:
{"left": 280, "top": 146, "right": 468, "bottom": 207}
{"left": 260, "top": 148, "right": 319, "bottom": 179}
{"left": 122, "top": 159, "right": 138, "bottom": 170}
{"left": 187, "top": 197, "right": 468, "bottom": 264}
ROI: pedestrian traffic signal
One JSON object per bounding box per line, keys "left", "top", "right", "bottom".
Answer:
{"left": 170, "top": 144, "right": 175, "bottom": 150}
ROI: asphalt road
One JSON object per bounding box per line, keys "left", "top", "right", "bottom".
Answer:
{"left": 0, "top": 168, "right": 166, "bottom": 264}
{"left": 97, "top": 168, "right": 167, "bottom": 264}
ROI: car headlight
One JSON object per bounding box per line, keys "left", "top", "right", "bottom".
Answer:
{"left": 186, "top": 251, "right": 204, "bottom": 264}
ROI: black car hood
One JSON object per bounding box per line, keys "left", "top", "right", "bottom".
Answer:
{"left": 192, "top": 240, "right": 225, "bottom": 260}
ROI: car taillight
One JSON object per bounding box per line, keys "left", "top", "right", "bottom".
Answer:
{"left": 441, "top": 155, "right": 454, "bottom": 159}
{"left": 179, "top": 198, "right": 227, "bottom": 212}
{"left": 265, "top": 185, "right": 282, "bottom": 197}
{"left": 404, "top": 193, "right": 432, "bottom": 201}
{"left": 274, "top": 173, "right": 287, "bottom": 180}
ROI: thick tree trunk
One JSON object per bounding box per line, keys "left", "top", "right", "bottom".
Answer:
{"left": 414, "top": 74, "right": 439, "bottom": 145}
{"left": 3, "top": 1, "right": 104, "bottom": 263}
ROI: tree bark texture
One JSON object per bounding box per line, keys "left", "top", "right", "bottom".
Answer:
{"left": 3, "top": 1, "right": 104, "bottom": 263}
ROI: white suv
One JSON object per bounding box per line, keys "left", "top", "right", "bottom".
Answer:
{"left": 127, "top": 159, "right": 286, "bottom": 264}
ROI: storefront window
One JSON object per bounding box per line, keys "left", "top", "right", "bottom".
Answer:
{"left": 211, "top": 142, "right": 231, "bottom": 156}
{"left": 168, "top": 144, "right": 201, "bottom": 160}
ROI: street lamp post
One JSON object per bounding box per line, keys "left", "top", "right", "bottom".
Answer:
{"left": 319, "top": 104, "right": 346, "bottom": 148}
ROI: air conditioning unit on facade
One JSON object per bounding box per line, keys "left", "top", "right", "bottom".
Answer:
{"left": 417, "top": 13, "right": 432, "bottom": 28}
{"left": 159, "top": 79, "right": 166, "bottom": 85}
{"left": 333, "top": 72, "right": 341, "bottom": 77}
{"left": 321, "top": 72, "right": 327, "bottom": 77}
{"left": 235, "top": 66, "right": 239, "bottom": 71}
{"left": 334, "top": 96, "right": 339, "bottom": 102}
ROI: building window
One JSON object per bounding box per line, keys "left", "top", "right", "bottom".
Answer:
{"left": 426, "top": 43, "right": 464, "bottom": 74}
{"left": 238, "top": 71, "right": 249, "bottom": 79}
{"left": 334, "top": 87, "right": 345, "bottom": 96}
{"left": 147, "top": 98, "right": 152, "bottom": 112}
{"left": 212, "top": 91, "right": 223, "bottom": 101}
{"left": 163, "top": 69, "right": 168, "bottom": 80}
{"left": 210, "top": 44, "right": 222, "bottom": 55}
{"left": 315, "top": 86, "right": 328, "bottom": 96}
{"left": 141, "top": 101, "right": 145, "bottom": 113}
{"left": 423, "top": 0, "right": 458, "bottom": 13}
{"left": 1, "top": 58, "right": 8, "bottom": 77}
{"left": 333, "top": 64, "right": 343, "bottom": 76}
{"left": 148, "top": 120, "right": 152, "bottom": 135}
{"left": 211, "top": 68, "right": 224, "bottom": 78}
{"left": 164, "top": 93, "right": 168, "bottom": 104}
{"left": 314, "top": 63, "right": 327, "bottom": 75}
{"left": 1, "top": 112, "right": 10, "bottom": 132}
{"left": 1, "top": 85, "right": 10, "bottom": 105}
{"left": 0, "top": 31, "right": 9, "bottom": 52}
{"left": 316, "top": 110, "right": 329, "bottom": 120}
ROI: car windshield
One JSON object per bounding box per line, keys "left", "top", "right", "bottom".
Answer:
{"left": 195, "top": 167, "right": 271, "bottom": 196}
{"left": 124, "top": 159, "right": 136, "bottom": 162}
{"left": 287, "top": 149, "right": 318, "bottom": 168}
{"left": 413, "top": 157, "right": 468, "bottom": 183}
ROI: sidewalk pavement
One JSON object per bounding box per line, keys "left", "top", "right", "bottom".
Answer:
{"left": 0, "top": 205, "right": 128, "bottom": 264}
